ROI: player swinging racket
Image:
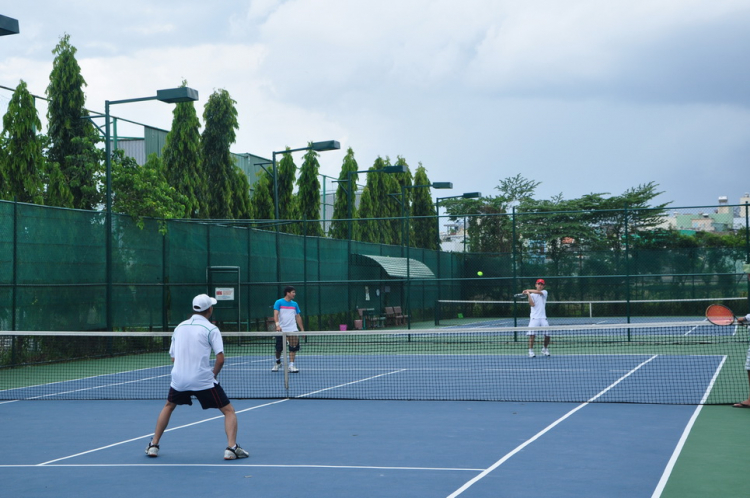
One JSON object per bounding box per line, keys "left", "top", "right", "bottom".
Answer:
{"left": 523, "top": 279, "right": 550, "bottom": 358}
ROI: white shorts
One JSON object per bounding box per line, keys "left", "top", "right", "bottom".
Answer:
{"left": 526, "top": 318, "right": 549, "bottom": 335}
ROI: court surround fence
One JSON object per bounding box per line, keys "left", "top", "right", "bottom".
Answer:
{"left": 0, "top": 200, "right": 748, "bottom": 333}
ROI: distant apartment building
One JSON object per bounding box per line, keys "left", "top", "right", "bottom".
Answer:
{"left": 656, "top": 195, "right": 749, "bottom": 233}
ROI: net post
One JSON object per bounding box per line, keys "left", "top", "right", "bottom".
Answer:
{"left": 283, "top": 333, "right": 289, "bottom": 389}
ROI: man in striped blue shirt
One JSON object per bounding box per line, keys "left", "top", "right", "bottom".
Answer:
{"left": 272, "top": 286, "right": 305, "bottom": 373}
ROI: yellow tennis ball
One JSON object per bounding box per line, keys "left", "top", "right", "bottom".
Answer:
{"left": 477, "top": 271, "right": 483, "bottom": 276}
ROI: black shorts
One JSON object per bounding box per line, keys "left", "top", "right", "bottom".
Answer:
{"left": 167, "top": 383, "right": 230, "bottom": 409}
{"left": 275, "top": 335, "right": 300, "bottom": 353}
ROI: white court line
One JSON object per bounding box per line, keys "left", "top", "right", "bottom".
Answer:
{"left": 295, "top": 370, "right": 406, "bottom": 397}
{"left": 2, "top": 463, "right": 484, "bottom": 471}
{"left": 37, "top": 399, "right": 289, "bottom": 465}
{"left": 1, "top": 357, "right": 268, "bottom": 400}
{"left": 682, "top": 325, "right": 702, "bottom": 336}
{"left": 650, "top": 355, "right": 727, "bottom": 498}
{"left": 446, "top": 355, "right": 659, "bottom": 498}
{"left": 36, "top": 368, "right": 409, "bottom": 466}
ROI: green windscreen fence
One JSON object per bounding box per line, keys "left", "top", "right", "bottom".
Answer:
{"left": 0, "top": 200, "right": 748, "bottom": 332}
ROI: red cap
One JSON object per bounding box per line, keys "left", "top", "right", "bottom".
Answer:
{"left": 536, "top": 279, "right": 545, "bottom": 285}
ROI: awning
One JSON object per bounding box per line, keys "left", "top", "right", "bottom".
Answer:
{"left": 357, "top": 254, "right": 436, "bottom": 279}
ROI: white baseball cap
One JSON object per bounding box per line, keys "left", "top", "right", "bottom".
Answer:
{"left": 193, "top": 294, "right": 217, "bottom": 312}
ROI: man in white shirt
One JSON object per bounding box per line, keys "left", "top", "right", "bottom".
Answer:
{"left": 523, "top": 279, "right": 550, "bottom": 358}
{"left": 145, "top": 294, "right": 249, "bottom": 460}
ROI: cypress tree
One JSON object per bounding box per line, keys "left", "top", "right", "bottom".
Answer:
{"left": 201, "top": 88, "right": 239, "bottom": 219}
{"left": 162, "top": 82, "right": 204, "bottom": 218}
{"left": 276, "top": 149, "right": 297, "bottom": 232}
{"left": 1, "top": 80, "right": 45, "bottom": 203}
{"left": 329, "top": 147, "right": 359, "bottom": 240}
{"left": 411, "top": 164, "right": 438, "bottom": 249}
{"left": 46, "top": 34, "right": 101, "bottom": 210}
{"left": 250, "top": 170, "right": 274, "bottom": 227}
{"left": 296, "top": 145, "right": 323, "bottom": 237}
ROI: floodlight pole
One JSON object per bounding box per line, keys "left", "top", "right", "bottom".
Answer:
{"left": 434, "top": 192, "right": 480, "bottom": 312}
{"left": 270, "top": 141, "right": 339, "bottom": 304}
{"left": 103, "top": 87, "right": 199, "bottom": 331}
{"left": 397, "top": 182, "right": 452, "bottom": 329}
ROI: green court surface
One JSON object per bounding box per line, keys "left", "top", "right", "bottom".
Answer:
{"left": 662, "top": 404, "right": 750, "bottom": 497}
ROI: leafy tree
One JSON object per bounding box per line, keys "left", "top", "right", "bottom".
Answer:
{"left": 46, "top": 34, "right": 101, "bottom": 210}
{"left": 276, "top": 149, "right": 298, "bottom": 232}
{"left": 363, "top": 156, "right": 394, "bottom": 244}
{"left": 41, "top": 154, "right": 74, "bottom": 207}
{"left": 201, "top": 89, "right": 239, "bottom": 219}
{"left": 162, "top": 84, "right": 204, "bottom": 218}
{"left": 411, "top": 164, "right": 438, "bottom": 249}
{"left": 250, "top": 169, "right": 274, "bottom": 227}
{"left": 389, "top": 156, "right": 413, "bottom": 245}
{"left": 356, "top": 186, "right": 378, "bottom": 242}
{"left": 230, "top": 165, "right": 253, "bottom": 219}
{"left": 329, "top": 147, "right": 360, "bottom": 239}
{"left": 111, "top": 151, "right": 187, "bottom": 232}
{"left": 297, "top": 145, "right": 323, "bottom": 237}
{"left": 0, "top": 80, "right": 45, "bottom": 203}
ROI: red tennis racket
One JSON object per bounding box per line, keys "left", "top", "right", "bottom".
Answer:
{"left": 705, "top": 304, "right": 737, "bottom": 326}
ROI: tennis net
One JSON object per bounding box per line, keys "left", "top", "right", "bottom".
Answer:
{"left": 435, "top": 297, "right": 748, "bottom": 326}
{"left": 2, "top": 322, "right": 747, "bottom": 404}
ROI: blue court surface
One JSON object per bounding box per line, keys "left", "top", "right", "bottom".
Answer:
{"left": 1, "top": 394, "right": 703, "bottom": 497}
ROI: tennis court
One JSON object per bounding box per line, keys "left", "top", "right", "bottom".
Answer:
{"left": 2, "top": 322, "right": 749, "bottom": 496}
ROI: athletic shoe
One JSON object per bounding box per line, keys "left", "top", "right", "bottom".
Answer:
{"left": 224, "top": 444, "right": 249, "bottom": 460}
{"left": 289, "top": 364, "right": 299, "bottom": 373}
{"left": 145, "top": 441, "right": 159, "bottom": 457}
{"left": 528, "top": 350, "right": 535, "bottom": 358}
{"left": 271, "top": 362, "right": 281, "bottom": 372}
{"left": 542, "top": 348, "right": 550, "bottom": 356}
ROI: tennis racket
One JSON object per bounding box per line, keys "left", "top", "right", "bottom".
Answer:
{"left": 705, "top": 304, "right": 738, "bottom": 326}
{"left": 513, "top": 293, "right": 527, "bottom": 299}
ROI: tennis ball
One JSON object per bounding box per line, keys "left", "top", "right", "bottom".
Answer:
{"left": 477, "top": 271, "right": 483, "bottom": 276}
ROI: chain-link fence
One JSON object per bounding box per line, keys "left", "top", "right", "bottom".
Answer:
{"left": 0, "top": 200, "right": 748, "bottom": 332}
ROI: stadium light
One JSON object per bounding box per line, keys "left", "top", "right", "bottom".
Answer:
{"left": 0, "top": 15, "right": 19, "bottom": 36}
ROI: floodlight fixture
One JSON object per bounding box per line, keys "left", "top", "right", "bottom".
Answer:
{"left": 0, "top": 15, "right": 19, "bottom": 36}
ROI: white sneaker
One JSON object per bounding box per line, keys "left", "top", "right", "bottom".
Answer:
{"left": 145, "top": 441, "right": 159, "bottom": 457}
{"left": 528, "top": 350, "right": 535, "bottom": 358}
{"left": 271, "top": 362, "right": 280, "bottom": 372}
{"left": 289, "top": 364, "right": 299, "bottom": 373}
{"left": 224, "top": 444, "right": 249, "bottom": 460}
{"left": 542, "top": 348, "right": 550, "bottom": 356}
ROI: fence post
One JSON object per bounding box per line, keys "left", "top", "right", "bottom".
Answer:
{"left": 624, "top": 204, "right": 632, "bottom": 339}
{"left": 512, "top": 206, "right": 518, "bottom": 332}
{"left": 12, "top": 196, "right": 17, "bottom": 331}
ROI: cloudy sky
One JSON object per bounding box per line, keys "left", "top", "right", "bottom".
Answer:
{"left": 2, "top": 1, "right": 749, "bottom": 209}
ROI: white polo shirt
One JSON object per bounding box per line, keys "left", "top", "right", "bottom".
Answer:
{"left": 169, "top": 314, "right": 224, "bottom": 391}
{"left": 529, "top": 290, "right": 548, "bottom": 319}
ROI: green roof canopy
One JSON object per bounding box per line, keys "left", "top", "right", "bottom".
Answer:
{"left": 357, "top": 254, "right": 435, "bottom": 279}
